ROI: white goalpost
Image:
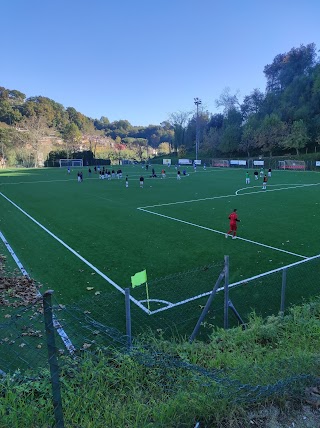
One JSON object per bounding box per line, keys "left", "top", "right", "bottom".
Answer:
{"left": 211, "top": 159, "right": 229, "bottom": 167}
{"left": 59, "top": 159, "right": 83, "bottom": 168}
{"left": 278, "top": 160, "right": 305, "bottom": 170}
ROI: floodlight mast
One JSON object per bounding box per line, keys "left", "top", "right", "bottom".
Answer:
{"left": 194, "top": 98, "right": 202, "bottom": 160}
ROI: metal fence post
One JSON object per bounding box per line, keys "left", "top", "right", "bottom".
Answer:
{"left": 224, "top": 255, "right": 229, "bottom": 330}
{"left": 280, "top": 268, "right": 287, "bottom": 316}
{"left": 125, "top": 288, "right": 132, "bottom": 350}
{"left": 43, "top": 290, "right": 65, "bottom": 428}
{"left": 189, "top": 268, "right": 225, "bottom": 343}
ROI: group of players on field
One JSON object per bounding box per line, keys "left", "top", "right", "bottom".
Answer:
{"left": 70, "top": 165, "right": 273, "bottom": 240}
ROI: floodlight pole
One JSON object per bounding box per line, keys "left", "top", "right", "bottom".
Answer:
{"left": 194, "top": 98, "right": 202, "bottom": 161}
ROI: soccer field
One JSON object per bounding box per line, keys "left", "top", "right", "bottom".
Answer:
{"left": 1, "top": 165, "right": 320, "bottom": 339}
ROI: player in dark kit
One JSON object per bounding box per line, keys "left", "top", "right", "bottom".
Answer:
{"left": 225, "top": 209, "right": 240, "bottom": 240}
{"left": 262, "top": 175, "right": 268, "bottom": 190}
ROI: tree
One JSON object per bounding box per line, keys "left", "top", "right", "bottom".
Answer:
{"left": 157, "top": 142, "right": 170, "bottom": 155}
{"left": 207, "top": 113, "right": 224, "bottom": 130}
{"left": 241, "top": 89, "right": 265, "bottom": 120}
{"left": 239, "top": 115, "right": 261, "bottom": 157}
{"left": 264, "top": 44, "right": 317, "bottom": 92}
{"left": 62, "top": 123, "right": 82, "bottom": 158}
{"left": 14, "top": 115, "right": 52, "bottom": 167}
{"left": 202, "top": 127, "right": 223, "bottom": 156}
{"left": 168, "top": 111, "right": 190, "bottom": 152}
{"left": 178, "top": 145, "right": 186, "bottom": 157}
{"left": 0, "top": 100, "right": 22, "bottom": 125}
{"left": 256, "top": 114, "right": 287, "bottom": 156}
{"left": 215, "top": 87, "right": 241, "bottom": 115}
{"left": 124, "top": 138, "right": 148, "bottom": 161}
{"left": 0, "top": 126, "right": 18, "bottom": 167}
{"left": 184, "top": 110, "right": 210, "bottom": 151}
{"left": 219, "top": 108, "right": 242, "bottom": 154}
{"left": 282, "top": 120, "right": 310, "bottom": 155}
{"left": 240, "top": 124, "right": 257, "bottom": 157}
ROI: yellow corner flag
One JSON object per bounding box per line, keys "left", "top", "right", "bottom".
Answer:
{"left": 131, "top": 269, "right": 147, "bottom": 288}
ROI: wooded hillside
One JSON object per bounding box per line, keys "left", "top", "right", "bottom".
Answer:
{"left": 1, "top": 43, "right": 320, "bottom": 167}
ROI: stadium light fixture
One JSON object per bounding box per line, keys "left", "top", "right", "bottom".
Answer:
{"left": 194, "top": 98, "right": 202, "bottom": 160}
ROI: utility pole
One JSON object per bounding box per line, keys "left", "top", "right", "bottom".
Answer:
{"left": 194, "top": 98, "right": 202, "bottom": 160}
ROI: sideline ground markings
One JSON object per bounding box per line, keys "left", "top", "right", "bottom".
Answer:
{"left": 137, "top": 208, "right": 307, "bottom": 259}
{"left": 0, "top": 191, "right": 150, "bottom": 314}
{"left": 137, "top": 183, "right": 313, "bottom": 259}
{"left": 0, "top": 176, "right": 315, "bottom": 315}
{"left": 139, "top": 183, "right": 320, "bottom": 209}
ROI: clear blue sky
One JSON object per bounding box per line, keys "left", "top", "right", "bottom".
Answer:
{"left": 2, "top": 0, "right": 320, "bottom": 126}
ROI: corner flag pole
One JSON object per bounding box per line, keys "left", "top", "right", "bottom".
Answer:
{"left": 145, "top": 281, "right": 150, "bottom": 311}
{"left": 131, "top": 269, "right": 150, "bottom": 311}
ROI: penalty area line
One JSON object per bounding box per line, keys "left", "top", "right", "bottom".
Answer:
{"left": 137, "top": 207, "right": 308, "bottom": 259}
{"left": 139, "top": 182, "right": 320, "bottom": 209}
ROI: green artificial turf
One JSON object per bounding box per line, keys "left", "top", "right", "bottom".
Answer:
{"left": 1, "top": 165, "right": 320, "bottom": 340}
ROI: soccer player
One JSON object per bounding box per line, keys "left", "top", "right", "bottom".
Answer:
{"left": 268, "top": 168, "right": 272, "bottom": 178}
{"left": 254, "top": 170, "right": 259, "bottom": 180}
{"left": 177, "top": 170, "right": 181, "bottom": 180}
{"left": 262, "top": 175, "right": 268, "bottom": 190}
{"left": 245, "top": 171, "right": 250, "bottom": 184}
{"left": 140, "top": 176, "right": 144, "bottom": 188}
{"left": 67, "top": 167, "right": 70, "bottom": 174}
{"left": 125, "top": 175, "right": 129, "bottom": 188}
{"left": 260, "top": 168, "right": 264, "bottom": 178}
{"left": 225, "top": 209, "right": 240, "bottom": 239}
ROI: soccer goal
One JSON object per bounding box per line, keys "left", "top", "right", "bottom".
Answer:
{"left": 278, "top": 160, "right": 305, "bottom": 170}
{"left": 59, "top": 159, "right": 83, "bottom": 168}
{"left": 211, "top": 159, "right": 229, "bottom": 168}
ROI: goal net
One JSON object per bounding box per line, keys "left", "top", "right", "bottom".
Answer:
{"left": 211, "top": 159, "right": 229, "bottom": 167}
{"left": 278, "top": 160, "right": 305, "bottom": 170}
{"left": 59, "top": 159, "right": 83, "bottom": 168}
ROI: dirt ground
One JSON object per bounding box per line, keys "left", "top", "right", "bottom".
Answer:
{"left": 246, "top": 401, "right": 320, "bottom": 428}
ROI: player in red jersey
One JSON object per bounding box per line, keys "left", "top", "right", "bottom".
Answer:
{"left": 225, "top": 209, "right": 240, "bottom": 240}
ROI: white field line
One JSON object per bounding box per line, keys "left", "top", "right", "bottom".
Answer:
{"left": 138, "top": 182, "right": 317, "bottom": 314}
{"left": 0, "top": 178, "right": 316, "bottom": 316}
{"left": 137, "top": 207, "right": 307, "bottom": 259}
{"left": 0, "top": 192, "right": 150, "bottom": 315}
{"left": 0, "top": 174, "right": 184, "bottom": 186}
{"left": 149, "top": 252, "right": 320, "bottom": 314}
{"left": 235, "top": 182, "right": 320, "bottom": 195}
{"left": 139, "top": 183, "right": 320, "bottom": 209}
{"left": 0, "top": 230, "right": 76, "bottom": 355}
{"left": 0, "top": 178, "right": 78, "bottom": 185}
{"left": 0, "top": 167, "right": 218, "bottom": 187}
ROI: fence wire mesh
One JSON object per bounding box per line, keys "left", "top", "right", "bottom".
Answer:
{"left": 1, "top": 255, "right": 320, "bottom": 427}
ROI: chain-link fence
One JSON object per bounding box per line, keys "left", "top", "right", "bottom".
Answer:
{"left": 211, "top": 157, "right": 320, "bottom": 171}
{"left": 1, "top": 254, "right": 320, "bottom": 426}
